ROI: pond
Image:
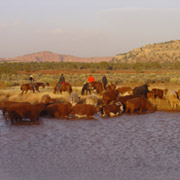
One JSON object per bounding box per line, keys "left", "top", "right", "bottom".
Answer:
{"left": 0, "top": 111, "right": 180, "bottom": 180}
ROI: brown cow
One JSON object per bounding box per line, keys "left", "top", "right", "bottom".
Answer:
{"left": 7, "top": 103, "right": 46, "bottom": 122}
{"left": 1, "top": 101, "right": 31, "bottom": 117}
{"left": 46, "top": 102, "right": 72, "bottom": 118}
{"left": 101, "top": 101, "right": 124, "bottom": 117}
{"left": 151, "top": 88, "right": 164, "bottom": 99}
{"left": 125, "top": 96, "right": 155, "bottom": 113}
{"left": 102, "top": 89, "right": 119, "bottom": 105}
{"left": 117, "top": 87, "right": 133, "bottom": 96}
{"left": 106, "top": 83, "right": 116, "bottom": 91}
{"left": 41, "top": 94, "right": 56, "bottom": 104}
{"left": 71, "top": 104, "right": 99, "bottom": 118}
{"left": 117, "top": 95, "right": 142, "bottom": 105}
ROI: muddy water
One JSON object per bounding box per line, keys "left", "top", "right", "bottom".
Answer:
{"left": 1, "top": 111, "right": 180, "bottom": 180}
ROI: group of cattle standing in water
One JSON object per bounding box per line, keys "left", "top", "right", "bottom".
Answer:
{"left": 2, "top": 79, "right": 180, "bottom": 124}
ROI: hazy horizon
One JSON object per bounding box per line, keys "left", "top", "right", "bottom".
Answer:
{"left": 0, "top": 0, "right": 180, "bottom": 58}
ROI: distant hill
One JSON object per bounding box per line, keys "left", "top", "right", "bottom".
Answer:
{"left": 112, "top": 40, "right": 180, "bottom": 63}
{"left": 0, "top": 51, "right": 112, "bottom": 63}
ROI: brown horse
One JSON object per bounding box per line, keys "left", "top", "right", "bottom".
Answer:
{"left": 81, "top": 83, "right": 92, "bottom": 95}
{"left": 54, "top": 82, "right": 72, "bottom": 95}
{"left": 21, "top": 82, "right": 48, "bottom": 95}
{"left": 90, "top": 81, "right": 103, "bottom": 95}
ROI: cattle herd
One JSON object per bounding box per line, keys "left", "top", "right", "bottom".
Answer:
{"left": 1, "top": 82, "right": 180, "bottom": 124}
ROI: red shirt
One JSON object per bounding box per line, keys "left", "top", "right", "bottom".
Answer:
{"left": 88, "top": 76, "right": 95, "bottom": 83}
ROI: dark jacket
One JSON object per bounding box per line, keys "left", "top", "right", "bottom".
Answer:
{"left": 102, "top": 76, "right": 107, "bottom": 84}
{"left": 59, "top": 74, "right": 65, "bottom": 85}
{"left": 29, "top": 77, "right": 34, "bottom": 83}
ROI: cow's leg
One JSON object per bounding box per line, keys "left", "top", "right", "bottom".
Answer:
{"left": 130, "top": 108, "right": 134, "bottom": 114}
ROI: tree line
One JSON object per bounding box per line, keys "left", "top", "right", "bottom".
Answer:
{"left": 0, "top": 61, "right": 180, "bottom": 74}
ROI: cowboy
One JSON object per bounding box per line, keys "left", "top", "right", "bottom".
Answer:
{"left": 59, "top": 74, "right": 65, "bottom": 84}
{"left": 29, "top": 75, "right": 36, "bottom": 91}
{"left": 102, "top": 75, "right": 107, "bottom": 90}
{"left": 87, "top": 75, "right": 95, "bottom": 83}
{"left": 58, "top": 73, "right": 65, "bottom": 91}
{"left": 29, "top": 75, "right": 34, "bottom": 83}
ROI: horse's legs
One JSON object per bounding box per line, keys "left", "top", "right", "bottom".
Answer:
{"left": 36, "top": 87, "right": 40, "bottom": 93}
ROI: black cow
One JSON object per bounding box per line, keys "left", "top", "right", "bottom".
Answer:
{"left": 133, "top": 84, "right": 149, "bottom": 97}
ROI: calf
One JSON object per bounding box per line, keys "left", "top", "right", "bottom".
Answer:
{"left": 101, "top": 101, "right": 124, "bottom": 117}
{"left": 71, "top": 104, "right": 99, "bottom": 118}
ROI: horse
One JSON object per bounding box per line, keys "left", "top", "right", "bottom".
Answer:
{"left": 90, "top": 81, "right": 103, "bottom": 95}
{"left": 81, "top": 83, "right": 92, "bottom": 95}
{"left": 20, "top": 82, "right": 48, "bottom": 95}
{"left": 54, "top": 82, "right": 72, "bottom": 95}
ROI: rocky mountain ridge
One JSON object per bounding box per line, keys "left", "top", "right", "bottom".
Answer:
{"left": 112, "top": 40, "right": 180, "bottom": 63}
{"left": 1, "top": 51, "right": 112, "bottom": 63}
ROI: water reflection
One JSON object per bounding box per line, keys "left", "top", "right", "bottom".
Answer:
{"left": 0, "top": 111, "right": 180, "bottom": 180}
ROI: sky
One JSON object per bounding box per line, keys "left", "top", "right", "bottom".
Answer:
{"left": 0, "top": 0, "right": 180, "bottom": 58}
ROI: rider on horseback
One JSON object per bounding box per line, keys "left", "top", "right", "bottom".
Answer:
{"left": 87, "top": 75, "right": 95, "bottom": 83}
{"left": 102, "top": 75, "right": 107, "bottom": 90}
{"left": 58, "top": 73, "right": 65, "bottom": 91}
{"left": 29, "top": 75, "right": 36, "bottom": 91}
